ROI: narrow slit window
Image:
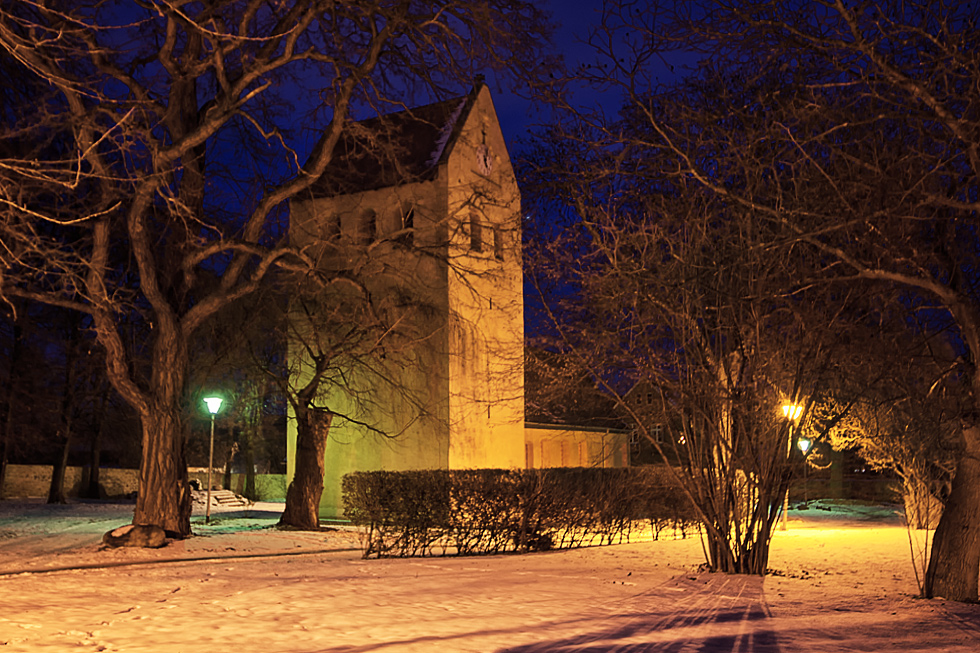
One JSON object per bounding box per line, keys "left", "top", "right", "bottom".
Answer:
{"left": 469, "top": 214, "right": 483, "bottom": 252}
{"left": 493, "top": 225, "right": 503, "bottom": 260}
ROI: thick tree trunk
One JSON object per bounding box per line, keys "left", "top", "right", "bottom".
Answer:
{"left": 116, "top": 305, "right": 194, "bottom": 539}
{"left": 279, "top": 408, "right": 332, "bottom": 530}
{"left": 133, "top": 404, "right": 192, "bottom": 538}
{"left": 925, "top": 424, "right": 980, "bottom": 601}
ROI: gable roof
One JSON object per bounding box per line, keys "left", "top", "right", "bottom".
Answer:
{"left": 307, "top": 83, "right": 483, "bottom": 197}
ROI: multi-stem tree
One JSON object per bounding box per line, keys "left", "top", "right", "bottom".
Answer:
{"left": 0, "top": 1, "right": 550, "bottom": 537}
{"left": 551, "top": 0, "right": 980, "bottom": 601}
{"left": 522, "top": 118, "right": 869, "bottom": 574}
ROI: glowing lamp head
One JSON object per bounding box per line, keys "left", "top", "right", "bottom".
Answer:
{"left": 798, "top": 438, "right": 812, "bottom": 454}
{"left": 203, "top": 397, "right": 223, "bottom": 415}
{"left": 781, "top": 404, "right": 803, "bottom": 421}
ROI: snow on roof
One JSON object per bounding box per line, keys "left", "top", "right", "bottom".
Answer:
{"left": 426, "top": 97, "right": 467, "bottom": 168}
{"left": 307, "top": 85, "right": 481, "bottom": 197}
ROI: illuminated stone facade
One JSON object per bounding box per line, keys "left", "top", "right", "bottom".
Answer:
{"left": 289, "top": 84, "right": 525, "bottom": 517}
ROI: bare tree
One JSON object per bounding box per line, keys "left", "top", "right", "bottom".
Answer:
{"left": 522, "top": 119, "right": 869, "bottom": 574}
{"left": 0, "top": 1, "right": 550, "bottom": 537}
{"left": 533, "top": 0, "right": 980, "bottom": 602}
{"left": 217, "top": 265, "right": 438, "bottom": 531}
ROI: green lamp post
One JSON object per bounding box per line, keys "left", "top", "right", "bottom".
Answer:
{"left": 203, "top": 396, "right": 223, "bottom": 524}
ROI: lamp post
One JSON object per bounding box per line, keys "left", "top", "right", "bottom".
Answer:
{"left": 780, "top": 403, "right": 803, "bottom": 531}
{"left": 798, "top": 438, "right": 812, "bottom": 508}
{"left": 203, "top": 396, "right": 223, "bottom": 524}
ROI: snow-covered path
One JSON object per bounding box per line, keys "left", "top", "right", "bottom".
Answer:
{"left": 2, "top": 499, "right": 980, "bottom": 651}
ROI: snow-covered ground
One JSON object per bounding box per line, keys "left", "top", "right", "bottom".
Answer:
{"left": 1, "top": 498, "right": 978, "bottom": 652}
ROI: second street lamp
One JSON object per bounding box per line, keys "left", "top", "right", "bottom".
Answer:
{"left": 781, "top": 403, "right": 804, "bottom": 531}
{"left": 798, "top": 438, "right": 812, "bottom": 508}
{"left": 203, "top": 396, "right": 223, "bottom": 524}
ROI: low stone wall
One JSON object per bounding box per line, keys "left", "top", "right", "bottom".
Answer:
{"left": 1, "top": 464, "right": 287, "bottom": 502}
{"left": 1, "top": 465, "right": 138, "bottom": 499}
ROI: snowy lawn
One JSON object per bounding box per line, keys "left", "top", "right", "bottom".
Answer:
{"left": 1, "top": 498, "right": 979, "bottom": 651}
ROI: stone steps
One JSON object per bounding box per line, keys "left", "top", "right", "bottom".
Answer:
{"left": 192, "top": 489, "right": 251, "bottom": 508}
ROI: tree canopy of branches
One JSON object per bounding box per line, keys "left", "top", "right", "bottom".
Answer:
{"left": 0, "top": 0, "right": 551, "bottom": 537}
{"left": 523, "top": 111, "right": 877, "bottom": 574}
{"left": 530, "top": 0, "right": 980, "bottom": 600}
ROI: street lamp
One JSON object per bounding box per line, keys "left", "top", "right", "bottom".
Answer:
{"left": 780, "top": 403, "right": 804, "bottom": 531}
{"left": 203, "top": 396, "right": 223, "bottom": 524}
{"left": 782, "top": 404, "right": 803, "bottom": 421}
{"left": 798, "top": 438, "right": 812, "bottom": 508}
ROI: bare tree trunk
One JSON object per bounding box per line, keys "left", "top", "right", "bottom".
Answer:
{"left": 115, "top": 306, "right": 193, "bottom": 537}
{"left": 244, "top": 409, "right": 258, "bottom": 501}
{"left": 0, "top": 389, "right": 12, "bottom": 499}
{"left": 84, "top": 428, "right": 102, "bottom": 499}
{"left": 279, "top": 408, "right": 332, "bottom": 530}
{"left": 925, "top": 423, "right": 980, "bottom": 601}
{"left": 47, "top": 424, "right": 73, "bottom": 504}
{"left": 83, "top": 383, "right": 111, "bottom": 499}
{"left": 0, "top": 312, "right": 24, "bottom": 498}
{"left": 48, "top": 327, "right": 80, "bottom": 505}
{"left": 0, "top": 422, "right": 7, "bottom": 498}
{"left": 133, "top": 404, "right": 192, "bottom": 537}
{"left": 223, "top": 440, "right": 237, "bottom": 491}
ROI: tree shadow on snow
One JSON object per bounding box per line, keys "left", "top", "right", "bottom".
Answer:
{"left": 496, "top": 603, "right": 780, "bottom": 653}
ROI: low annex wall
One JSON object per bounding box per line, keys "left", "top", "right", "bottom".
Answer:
{"left": 524, "top": 423, "right": 630, "bottom": 469}
{"left": 0, "top": 464, "right": 287, "bottom": 502}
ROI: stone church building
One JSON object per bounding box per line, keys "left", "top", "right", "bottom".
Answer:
{"left": 288, "top": 82, "right": 626, "bottom": 518}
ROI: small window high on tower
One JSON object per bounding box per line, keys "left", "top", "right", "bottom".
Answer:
{"left": 493, "top": 225, "right": 503, "bottom": 260}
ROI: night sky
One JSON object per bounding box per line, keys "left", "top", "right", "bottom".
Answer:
{"left": 490, "top": 0, "right": 610, "bottom": 147}
{"left": 492, "top": 0, "right": 694, "bottom": 155}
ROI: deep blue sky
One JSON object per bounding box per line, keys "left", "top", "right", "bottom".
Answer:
{"left": 489, "top": 0, "right": 693, "bottom": 156}
{"left": 490, "top": 0, "right": 611, "bottom": 147}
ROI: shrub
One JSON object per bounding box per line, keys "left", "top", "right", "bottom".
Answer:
{"left": 343, "top": 465, "right": 697, "bottom": 558}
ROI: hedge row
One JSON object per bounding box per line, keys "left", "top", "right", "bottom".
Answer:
{"left": 341, "top": 466, "right": 698, "bottom": 558}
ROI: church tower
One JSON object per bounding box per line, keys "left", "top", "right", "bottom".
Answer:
{"left": 288, "top": 82, "right": 525, "bottom": 517}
